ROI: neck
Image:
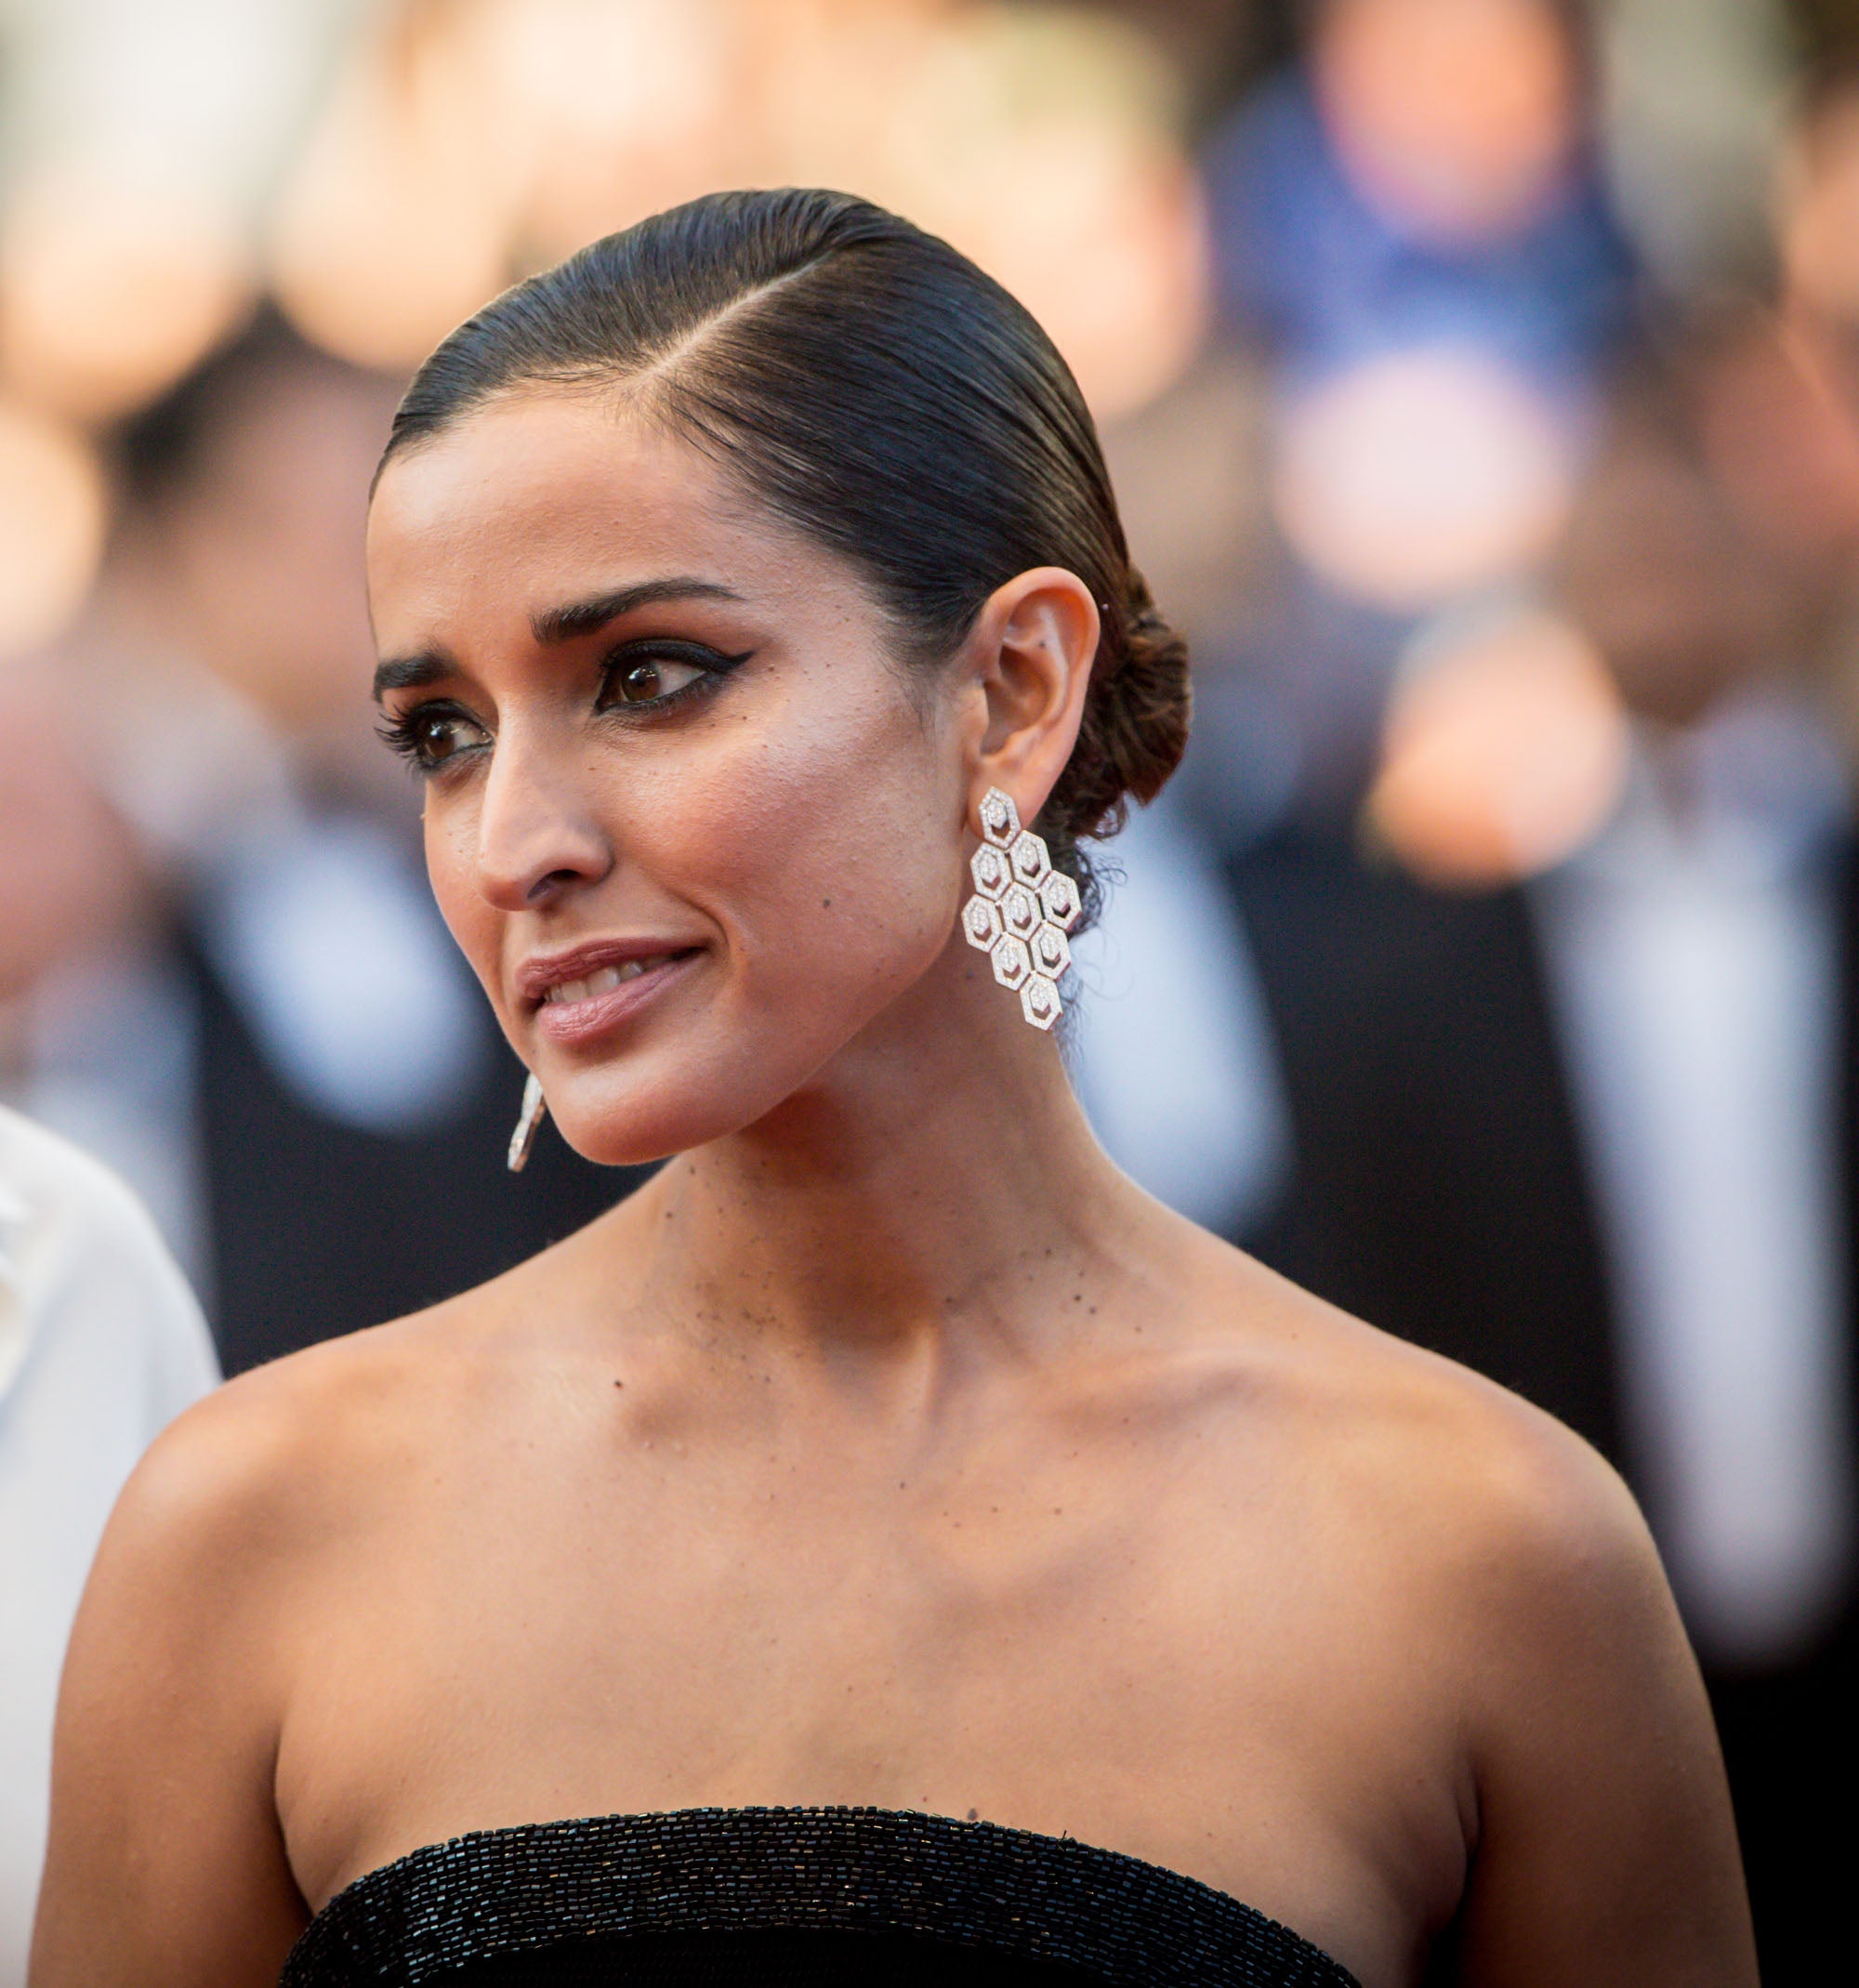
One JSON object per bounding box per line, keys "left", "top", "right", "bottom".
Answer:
{"left": 613, "top": 951, "right": 1140, "bottom": 1374}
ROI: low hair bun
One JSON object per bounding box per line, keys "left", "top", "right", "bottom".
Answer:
{"left": 1037, "top": 564, "right": 1192, "bottom": 911}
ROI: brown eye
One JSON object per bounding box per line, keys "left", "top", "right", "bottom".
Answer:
{"left": 415, "top": 712, "right": 488, "bottom": 765}
{"left": 381, "top": 703, "right": 492, "bottom": 775}
{"left": 600, "top": 652, "right": 712, "bottom": 709}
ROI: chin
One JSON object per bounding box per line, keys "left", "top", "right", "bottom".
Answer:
{"left": 549, "top": 1090, "right": 728, "bottom": 1170}
{"left": 545, "top": 1041, "right": 821, "bottom": 1169}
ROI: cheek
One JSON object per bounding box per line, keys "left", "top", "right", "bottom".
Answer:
{"left": 666, "top": 680, "right": 960, "bottom": 1008}
{"left": 423, "top": 800, "right": 507, "bottom": 1015}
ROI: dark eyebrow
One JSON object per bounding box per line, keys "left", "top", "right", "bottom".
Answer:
{"left": 373, "top": 652, "right": 454, "bottom": 703}
{"left": 373, "top": 579, "right": 746, "bottom": 702}
{"left": 531, "top": 577, "right": 745, "bottom": 645}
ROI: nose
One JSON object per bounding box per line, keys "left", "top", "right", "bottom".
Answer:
{"left": 469, "top": 718, "right": 613, "bottom": 911}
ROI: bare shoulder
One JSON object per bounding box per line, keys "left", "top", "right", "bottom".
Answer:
{"left": 34, "top": 1281, "right": 528, "bottom": 1987}
{"left": 1180, "top": 1230, "right": 1672, "bottom": 1651}
{"left": 1176, "top": 1234, "right": 1752, "bottom": 1977}
{"left": 102, "top": 1185, "right": 660, "bottom": 1614}
{"left": 1168, "top": 1224, "right": 1694, "bottom": 1709}
{"left": 101, "top": 1248, "right": 564, "bottom": 1604}
{"left": 34, "top": 1231, "right": 650, "bottom": 1987}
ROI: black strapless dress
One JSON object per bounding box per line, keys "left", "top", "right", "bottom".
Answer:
{"left": 282, "top": 1806, "right": 1358, "bottom": 1986}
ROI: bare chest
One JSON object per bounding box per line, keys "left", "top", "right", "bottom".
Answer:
{"left": 275, "top": 1436, "right": 1466, "bottom": 1983}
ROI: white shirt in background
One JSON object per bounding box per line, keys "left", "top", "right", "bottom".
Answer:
{"left": 0, "top": 1106, "right": 218, "bottom": 1988}
{"left": 1532, "top": 699, "right": 1857, "bottom": 1667}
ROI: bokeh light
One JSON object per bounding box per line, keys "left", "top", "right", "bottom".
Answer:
{"left": 1778, "top": 79, "right": 1859, "bottom": 323}
{"left": 268, "top": 6, "right": 523, "bottom": 374}
{"left": 1367, "top": 600, "right": 1628, "bottom": 888}
{"left": 268, "top": 0, "right": 1206, "bottom": 416}
{"left": 0, "top": 165, "right": 251, "bottom": 422}
{"left": 0, "top": 399, "right": 108, "bottom": 658}
{"left": 508, "top": 0, "right": 743, "bottom": 262}
{"left": 1271, "top": 347, "right": 1582, "bottom": 612}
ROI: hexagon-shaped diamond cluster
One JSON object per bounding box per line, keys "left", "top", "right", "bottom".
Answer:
{"left": 962, "top": 787, "right": 1080, "bottom": 1031}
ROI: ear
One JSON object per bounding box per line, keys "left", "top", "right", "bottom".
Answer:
{"left": 956, "top": 566, "right": 1100, "bottom": 831}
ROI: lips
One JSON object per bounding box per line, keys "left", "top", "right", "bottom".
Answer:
{"left": 520, "top": 941, "right": 703, "bottom": 1047}
{"left": 541, "top": 955, "right": 685, "bottom": 1006}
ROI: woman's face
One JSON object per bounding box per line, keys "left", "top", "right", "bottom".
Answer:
{"left": 365, "top": 392, "right": 974, "bottom": 1165}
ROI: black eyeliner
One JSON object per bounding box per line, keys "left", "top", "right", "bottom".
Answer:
{"left": 378, "top": 639, "right": 758, "bottom": 775}
{"left": 593, "top": 638, "right": 758, "bottom": 718}
{"left": 600, "top": 637, "right": 756, "bottom": 673}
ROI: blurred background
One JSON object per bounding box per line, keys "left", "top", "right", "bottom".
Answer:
{"left": 0, "top": 0, "right": 1852, "bottom": 1969}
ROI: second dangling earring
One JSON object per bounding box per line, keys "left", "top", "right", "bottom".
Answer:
{"left": 508, "top": 1071, "right": 547, "bottom": 1172}
{"left": 960, "top": 786, "right": 1081, "bottom": 1033}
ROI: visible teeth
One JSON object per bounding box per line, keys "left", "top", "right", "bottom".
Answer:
{"left": 544, "top": 955, "right": 675, "bottom": 1003}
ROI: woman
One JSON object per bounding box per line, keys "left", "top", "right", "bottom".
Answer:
{"left": 31, "top": 191, "right": 1752, "bottom": 1987}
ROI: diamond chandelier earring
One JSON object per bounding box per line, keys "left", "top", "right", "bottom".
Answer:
{"left": 508, "top": 1072, "right": 547, "bottom": 1172}
{"left": 960, "top": 787, "right": 1081, "bottom": 1032}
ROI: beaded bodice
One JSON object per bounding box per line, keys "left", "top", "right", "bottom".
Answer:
{"left": 283, "top": 1806, "right": 1359, "bottom": 1986}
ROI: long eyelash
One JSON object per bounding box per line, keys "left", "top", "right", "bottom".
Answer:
{"left": 376, "top": 703, "right": 482, "bottom": 772}
{"left": 376, "top": 710, "right": 428, "bottom": 763}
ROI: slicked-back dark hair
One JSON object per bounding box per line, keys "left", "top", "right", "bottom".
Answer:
{"left": 381, "top": 189, "right": 1189, "bottom": 910}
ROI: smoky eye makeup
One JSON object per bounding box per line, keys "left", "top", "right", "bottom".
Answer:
{"left": 594, "top": 636, "right": 757, "bottom": 715}
{"left": 377, "top": 636, "right": 758, "bottom": 774}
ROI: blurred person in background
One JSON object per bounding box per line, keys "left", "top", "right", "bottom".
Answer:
{"left": 14, "top": 312, "right": 633, "bottom": 1376}
{"left": 1233, "top": 312, "right": 1859, "bottom": 1975}
{"left": 0, "top": 1105, "right": 218, "bottom": 1987}
{"left": 0, "top": 657, "right": 175, "bottom": 1234}
{"left": 1208, "top": 0, "right": 1631, "bottom": 389}
{"left": 1765, "top": 62, "right": 1859, "bottom": 727}
{"left": 1198, "top": 0, "right": 1637, "bottom": 819}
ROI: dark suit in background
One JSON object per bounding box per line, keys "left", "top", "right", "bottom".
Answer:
{"left": 1233, "top": 836, "right": 1857, "bottom": 1979}
{"left": 189, "top": 943, "right": 643, "bottom": 1376}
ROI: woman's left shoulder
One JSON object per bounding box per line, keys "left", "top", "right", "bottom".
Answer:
{"left": 1200, "top": 1242, "right": 1667, "bottom": 1623}
{"left": 1175, "top": 1244, "right": 1751, "bottom": 1978}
